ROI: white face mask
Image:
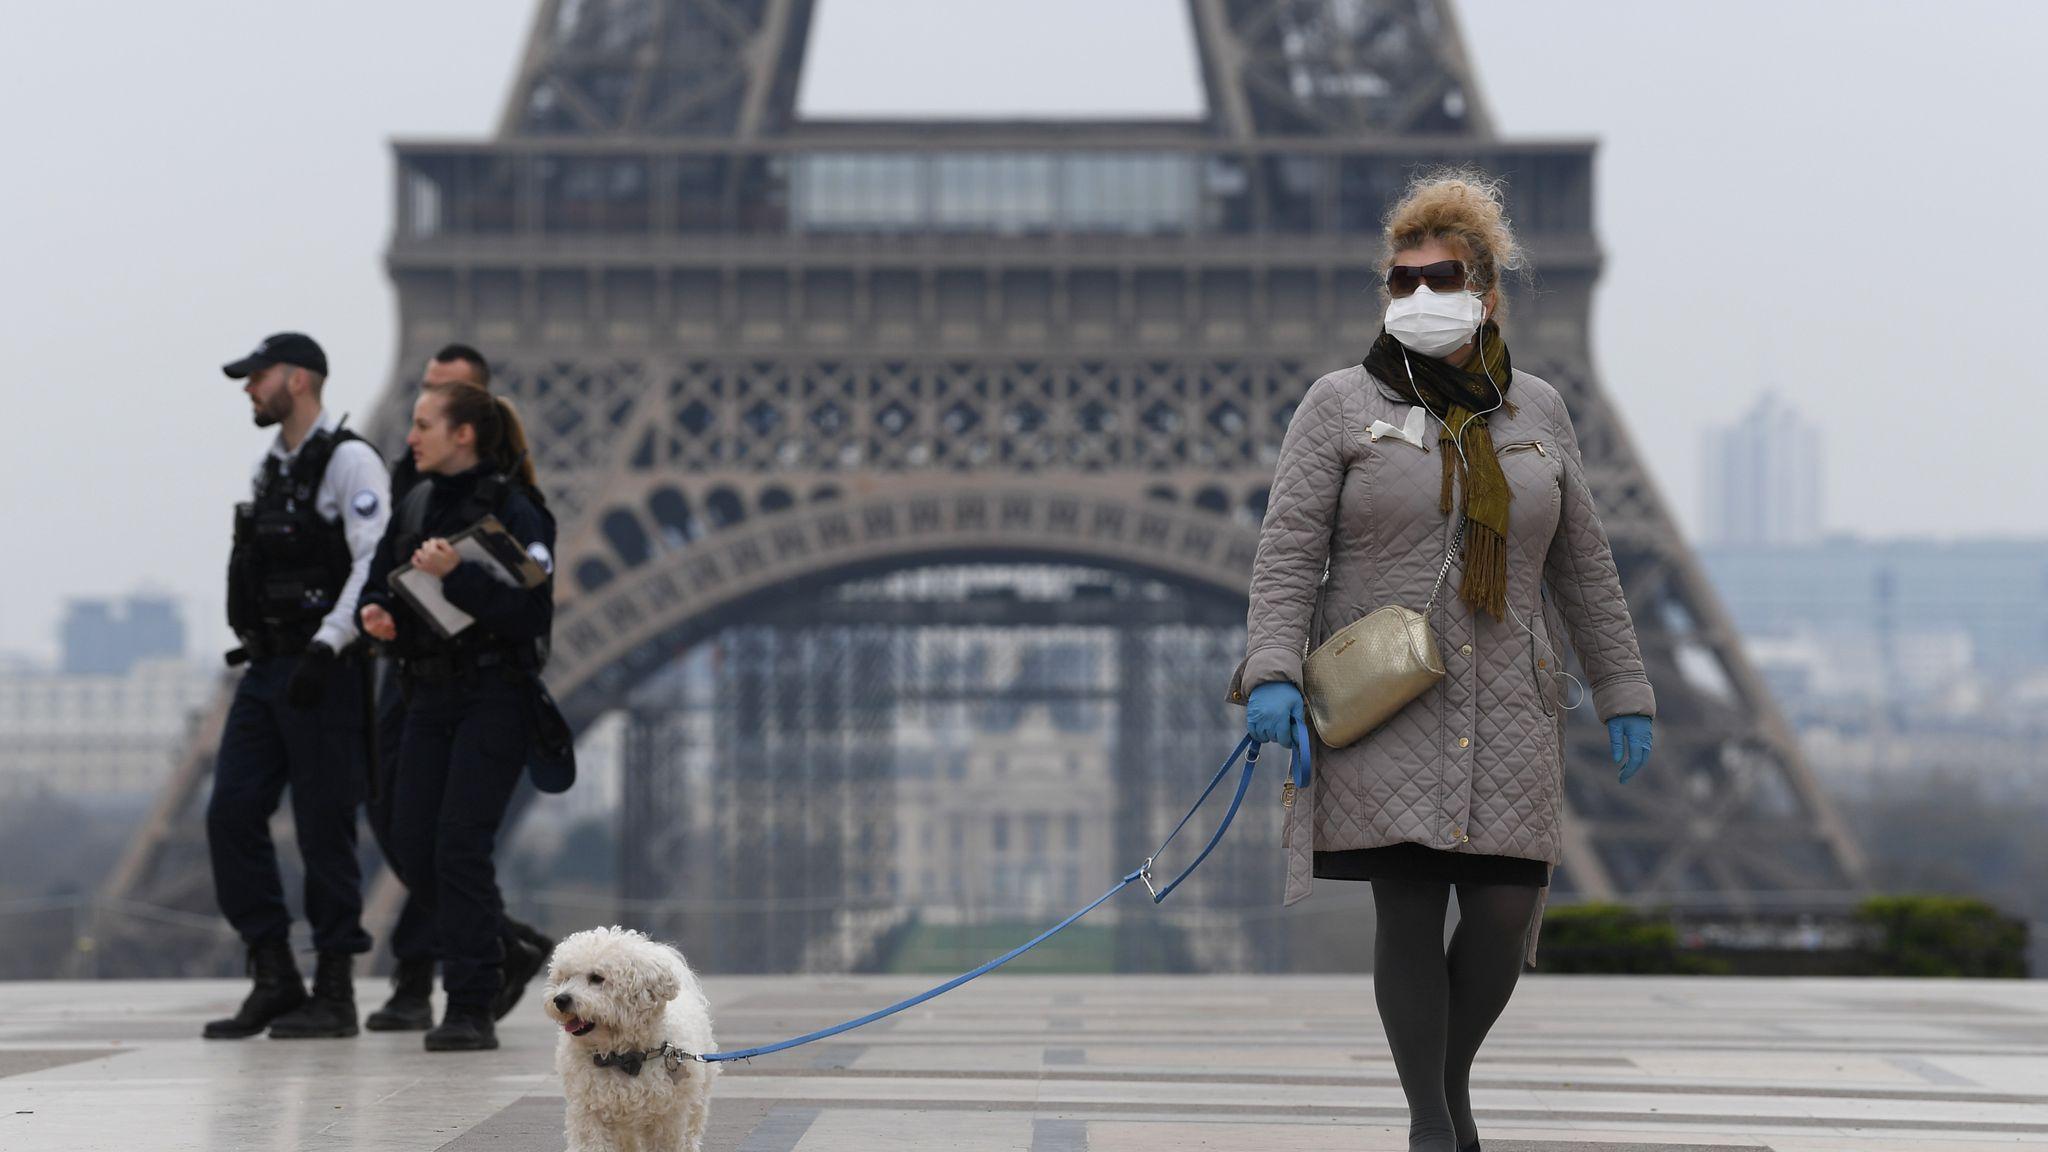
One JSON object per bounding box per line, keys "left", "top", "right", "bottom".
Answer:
{"left": 1384, "top": 286, "right": 1486, "bottom": 358}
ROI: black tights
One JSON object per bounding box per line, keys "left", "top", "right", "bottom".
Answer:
{"left": 1371, "top": 878, "right": 1540, "bottom": 1152}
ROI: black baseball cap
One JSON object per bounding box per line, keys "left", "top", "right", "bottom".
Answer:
{"left": 222, "top": 332, "right": 328, "bottom": 379}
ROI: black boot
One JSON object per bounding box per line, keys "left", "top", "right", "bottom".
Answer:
{"left": 203, "top": 938, "right": 307, "bottom": 1039}
{"left": 506, "top": 916, "right": 554, "bottom": 952}
{"left": 492, "top": 929, "right": 554, "bottom": 1021}
{"left": 424, "top": 1004, "right": 499, "bottom": 1052}
{"left": 268, "top": 952, "right": 359, "bottom": 1039}
{"left": 365, "top": 957, "right": 435, "bottom": 1032}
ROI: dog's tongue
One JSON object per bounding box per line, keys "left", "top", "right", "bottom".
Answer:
{"left": 562, "top": 1016, "right": 591, "bottom": 1035}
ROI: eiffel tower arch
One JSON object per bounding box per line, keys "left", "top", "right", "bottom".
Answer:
{"left": 94, "top": 0, "right": 1863, "bottom": 976}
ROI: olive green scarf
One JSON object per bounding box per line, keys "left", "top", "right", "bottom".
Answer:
{"left": 1362, "top": 323, "right": 1517, "bottom": 621}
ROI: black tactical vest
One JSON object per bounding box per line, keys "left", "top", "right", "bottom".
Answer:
{"left": 227, "top": 428, "right": 367, "bottom": 653}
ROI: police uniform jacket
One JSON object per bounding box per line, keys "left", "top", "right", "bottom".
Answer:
{"left": 358, "top": 464, "right": 556, "bottom": 657}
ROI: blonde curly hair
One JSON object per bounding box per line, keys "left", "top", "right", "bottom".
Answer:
{"left": 1381, "top": 170, "right": 1525, "bottom": 315}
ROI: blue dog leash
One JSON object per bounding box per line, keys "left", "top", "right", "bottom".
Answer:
{"left": 690, "top": 735, "right": 1272, "bottom": 1064}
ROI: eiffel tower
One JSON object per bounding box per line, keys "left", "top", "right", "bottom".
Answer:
{"left": 92, "top": 0, "right": 1863, "bottom": 976}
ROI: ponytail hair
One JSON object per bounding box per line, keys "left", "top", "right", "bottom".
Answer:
{"left": 493, "top": 395, "right": 537, "bottom": 491}
{"left": 438, "top": 382, "right": 539, "bottom": 492}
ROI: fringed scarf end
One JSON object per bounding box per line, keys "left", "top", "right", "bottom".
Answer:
{"left": 1458, "top": 521, "right": 1510, "bottom": 621}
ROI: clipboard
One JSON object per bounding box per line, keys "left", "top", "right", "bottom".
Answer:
{"left": 389, "top": 515, "right": 549, "bottom": 639}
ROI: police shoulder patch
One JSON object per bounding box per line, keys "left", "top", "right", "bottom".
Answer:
{"left": 527, "top": 541, "right": 555, "bottom": 576}
{"left": 351, "top": 489, "right": 380, "bottom": 518}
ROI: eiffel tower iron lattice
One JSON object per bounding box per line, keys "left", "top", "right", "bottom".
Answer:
{"left": 91, "top": 0, "right": 1863, "bottom": 977}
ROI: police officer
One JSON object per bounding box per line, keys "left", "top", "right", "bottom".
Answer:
{"left": 204, "top": 332, "right": 387, "bottom": 1040}
{"left": 359, "top": 380, "right": 556, "bottom": 1052}
{"left": 362, "top": 344, "right": 555, "bottom": 1033}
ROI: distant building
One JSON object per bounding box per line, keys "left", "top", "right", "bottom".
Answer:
{"left": 1701, "top": 536, "right": 2048, "bottom": 684}
{"left": 0, "top": 659, "right": 216, "bottom": 799}
{"left": 895, "top": 699, "right": 1114, "bottom": 922}
{"left": 1701, "top": 392, "right": 1824, "bottom": 547}
{"left": 60, "top": 596, "right": 185, "bottom": 676}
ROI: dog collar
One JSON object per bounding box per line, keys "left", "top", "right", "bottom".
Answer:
{"left": 593, "top": 1041, "right": 697, "bottom": 1076}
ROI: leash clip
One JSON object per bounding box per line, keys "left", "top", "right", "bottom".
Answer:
{"left": 1137, "top": 856, "right": 1159, "bottom": 901}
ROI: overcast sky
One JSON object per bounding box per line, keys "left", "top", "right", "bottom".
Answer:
{"left": 3, "top": 1, "right": 2042, "bottom": 662}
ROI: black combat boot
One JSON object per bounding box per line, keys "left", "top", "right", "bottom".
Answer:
{"left": 506, "top": 916, "right": 554, "bottom": 953}
{"left": 202, "top": 938, "right": 307, "bottom": 1039}
{"left": 424, "top": 1004, "right": 499, "bottom": 1052}
{"left": 365, "top": 956, "right": 435, "bottom": 1032}
{"left": 493, "top": 928, "right": 555, "bottom": 1021}
{"left": 268, "top": 951, "right": 359, "bottom": 1039}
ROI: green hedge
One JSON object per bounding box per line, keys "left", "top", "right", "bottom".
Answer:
{"left": 1534, "top": 896, "right": 2030, "bottom": 977}
{"left": 873, "top": 918, "right": 1130, "bottom": 974}
{"left": 1855, "top": 895, "right": 2030, "bottom": 978}
{"left": 1534, "top": 903, "right": 1727, "bottom": 974}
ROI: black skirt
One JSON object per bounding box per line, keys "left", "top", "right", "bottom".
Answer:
{"left": 1314, "top": 841, "right": 1548, "bottom": 887}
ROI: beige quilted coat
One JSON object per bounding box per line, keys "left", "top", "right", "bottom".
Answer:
{"left": 1237, "top": 364, "right": 1655, "bottom": 951}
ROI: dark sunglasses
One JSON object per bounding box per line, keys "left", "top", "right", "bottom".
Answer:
{"left": 1385, "top": 260, "right": 1469, "bottom": 297}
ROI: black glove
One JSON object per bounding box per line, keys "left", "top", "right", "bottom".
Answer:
{"left": 287, "top": 642, "right": 336, "bottom": 710}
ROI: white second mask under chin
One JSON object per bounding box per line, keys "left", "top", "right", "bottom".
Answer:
{"left": 1384, "top": 286, "right": 1485, "bottom": 358}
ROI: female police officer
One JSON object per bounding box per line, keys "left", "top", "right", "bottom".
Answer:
{"left": 357, "top": 380, "right": 555, "bottom": 1052}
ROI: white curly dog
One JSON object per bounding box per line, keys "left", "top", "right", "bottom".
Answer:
{"left": 543, "top": 926, "right": 717, "bottom": 1152}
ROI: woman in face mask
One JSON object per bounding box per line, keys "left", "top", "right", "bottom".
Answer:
{"left": 1235, "top": 173, "right": 1656, "bottom": 1152}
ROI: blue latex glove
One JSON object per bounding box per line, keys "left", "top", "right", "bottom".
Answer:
{"left": 1608, "top": 714, "right": 1653, "bottom": 783}
{"left": 1246, "top": 681, "right": 1313, "bottom": 790}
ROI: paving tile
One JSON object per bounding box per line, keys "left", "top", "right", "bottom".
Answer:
{"left": 2, "top": 976, "right": 2046, "bottom": 1150}
{"left": 0, "top": 1048, "right": 127, "bottom": 1078}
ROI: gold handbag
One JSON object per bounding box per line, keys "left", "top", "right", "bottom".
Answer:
{"left": 1299, "top": 519, "right": 1464, "bottom": 749}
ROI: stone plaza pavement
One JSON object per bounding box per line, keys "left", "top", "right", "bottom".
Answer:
{"left": 2, "top": 974, "right": 2046, "bottom": 1151}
